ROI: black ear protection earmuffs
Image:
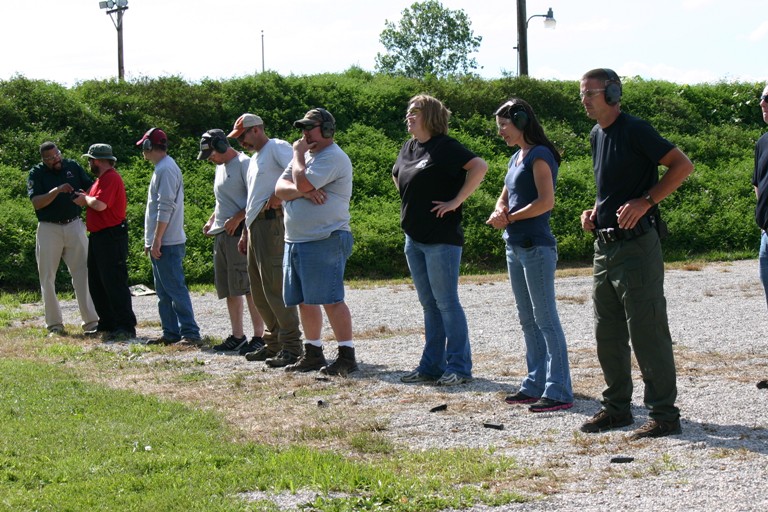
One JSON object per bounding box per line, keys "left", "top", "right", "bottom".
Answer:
{"left": 316, "top": 108, "right": 336, "bottom": 139}
{"left": 495, "top": 101, "right": 529, "bottom": 130}
{"left": 602, "top": 68, "right": 623, "bottom": 106}
{"left": 204, "top": 130, "right": 229, "bottom": 154}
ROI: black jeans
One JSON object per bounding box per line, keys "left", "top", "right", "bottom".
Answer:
{"left": 88, "top": 221, "right": 137, "bottom": 334}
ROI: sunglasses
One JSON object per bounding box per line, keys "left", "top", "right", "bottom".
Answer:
{"left": 761, "top": 95, "right": 768, "bottom": 103}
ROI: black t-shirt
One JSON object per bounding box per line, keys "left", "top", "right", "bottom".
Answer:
{"left": 27, "top": 159, "right": 94, "bottom": 222}
{"left": 392, "top": 134, "right": 476, "bottom": 246}
{"left": 752, "top": 132, "right": 768, "bottom": 230}
{"left": 590, "top": 112, "right": 675, "bottom": 229}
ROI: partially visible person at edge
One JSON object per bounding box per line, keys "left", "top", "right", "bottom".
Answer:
{"left": 752, "top": 83, "right": 768, "bottom": 391}
{"left": 27, "top": 142, "right": 99, "bottom": 336}
{"left": 198, "top": 129, "right": 266, "bottom": 354}
{"left": 393, "top": 94, "right": 488, "bottom": 387}
{"left": 137, "top": 128, "right": 201, "bottom": 345}
{"left": 578, "top": 68, "right": 693, "bottom": 439}
{"left": 228, "top": 113, "right": 305, "bottom": 369}
{"left": 72, "top": 144, "right": 137, "bottom": 341}
{"left": 485, "top": 98, "right": 574, "bottom": 412}
{"left": 275, "top": 108, "right": 357, "bottom": 376}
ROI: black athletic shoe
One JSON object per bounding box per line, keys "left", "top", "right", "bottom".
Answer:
{"left": 212, "top": 335, "right": 247, "bottom": 352}
{"left": 239, "top": 336, "right": 265, "bottom": 355}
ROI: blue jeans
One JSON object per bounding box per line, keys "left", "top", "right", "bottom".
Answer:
{"left": 507, "top": 243, "right": 573, "bottom": 403}
{"left": 404, "top": 235, "right": 472, "bottom": 379}
{"left": 151, "top": 243, "right": 200, "bottom": 340}
{"left": 760, "top": 232, "right": 768, "bottom": 309}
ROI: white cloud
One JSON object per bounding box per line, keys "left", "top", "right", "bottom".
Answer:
{"left": 749, "top": 21, "right": 768, "bottom": 42}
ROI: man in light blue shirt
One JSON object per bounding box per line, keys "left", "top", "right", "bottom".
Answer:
{"left": 137, "top": 127, "right": 200, "bottom": 345}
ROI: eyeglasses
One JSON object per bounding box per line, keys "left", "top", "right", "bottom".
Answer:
{"left": 301, "top": 124, "right": 320, "bottom": 131}
{"left": 236, "top": 126, "right": 253, "bottom": 142}
{"left": 761, "top": 94, "right": 768, "bottom": 103}
{"left": 579, "top": 89, "right": 606, "bottom": 99}
{"left": 405, "top": 107, "right": 422, "bottom": 117}
{"left": 42, "top": 150, "right": 62, "bottom": 162}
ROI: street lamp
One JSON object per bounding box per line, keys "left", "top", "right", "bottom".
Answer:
{"left": 98, "top": 0, "right": 129, "bottom": 80}
{"left": 515, "top": 1, "right": 556, "bottom": 77}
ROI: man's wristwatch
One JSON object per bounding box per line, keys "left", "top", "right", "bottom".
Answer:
{"left": 643, "top": 193, "right": 655, "bottom": 207}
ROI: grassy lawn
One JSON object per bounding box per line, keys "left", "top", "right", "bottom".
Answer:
{"left": 0, "top": 335, "right": 528, "bottom": 511}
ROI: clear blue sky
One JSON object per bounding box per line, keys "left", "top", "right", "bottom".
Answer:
{"left": 3, "top": 0, "right": 766, "bottom": 86}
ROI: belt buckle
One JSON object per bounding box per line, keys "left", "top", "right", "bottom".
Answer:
{"left": 597, "top": 228, "right": 619, "bottom": 243}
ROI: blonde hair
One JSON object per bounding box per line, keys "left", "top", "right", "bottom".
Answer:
{"left": 409, "top": 94, "right": 450, "bottom": 136}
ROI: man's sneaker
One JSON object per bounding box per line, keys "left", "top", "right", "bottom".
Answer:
{"left": 400, "top": 370, "right": 438, "bottom": 383}
{"left": 212, "top": 335, "right": 248, "bottom": 352}
{"left": 266, "top": 350, "right": 300, "bottom": 368}
{"left": 580, "top": 409, "right": 634, "bottom": 433}
{"left": 529, "top": 397, "right": 574, "bottom": 413}
{"left": 105, "top": 329, "right": 135, "bottom": 343}
{"left": 245, "top": 346, "right": 278, "bottom": 361}
{"left": 436, "top": 372, "right": 473, "bottom": 386}
{"left": 320, "top": 346, "right": 359, "bottom": 376}
{"left": 285, "top": 344, "right": 327, "bottom": 372}
{"left": 178, "top": 336, "right": 203, "bottom": 346}
{"left": 504, "top": 391, "right": 538, "bottom": 405}
{"left": 47, "top": 325, "right": 66, "bottom": 338}
{"left": 629, "top": 418, "right": 682, "bottom": 440}
{"left": 239, "top": 336, "right": 265, "bottom": 355}
{"left": 147, "top": 336, "right": 179, "bottom": 346}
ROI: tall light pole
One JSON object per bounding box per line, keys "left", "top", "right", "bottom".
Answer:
{"left": 98, "top": 0, "right": 129, "bottom": 80}
{"left": 516, "top": 1, "right": 556, "bottom": 76}
{"left": 261, "top": 30, "right": 265, "bottom": 73}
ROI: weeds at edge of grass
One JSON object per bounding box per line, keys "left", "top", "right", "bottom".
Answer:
{"left": 0, "top": 358, "right": 532, "bottom": 511}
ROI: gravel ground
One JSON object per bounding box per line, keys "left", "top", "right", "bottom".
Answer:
{"left": 43, "top": 259, "right": 768, "bottom": 511}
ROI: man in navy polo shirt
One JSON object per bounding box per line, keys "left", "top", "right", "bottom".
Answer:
{"left": 27, "top": 141, "right": 99, "bottom": 336}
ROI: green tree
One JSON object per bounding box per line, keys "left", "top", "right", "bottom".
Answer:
{"left": 375, "top": 0, "right": 482, "bottom": 78}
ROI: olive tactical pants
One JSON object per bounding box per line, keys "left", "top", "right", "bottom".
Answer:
{"left": 592, "top": 229, "right": 680, "bottom": 421}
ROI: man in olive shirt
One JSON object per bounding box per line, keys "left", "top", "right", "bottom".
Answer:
{"left": 27, "top": 141, "right": 99, "bottom": 335}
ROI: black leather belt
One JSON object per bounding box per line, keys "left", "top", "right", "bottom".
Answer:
{"left": 44, "top": 217, "right": 80, "bottom": 225}
{"left": 594, "top": 216, "right": 654, "bottom": 243}
{"left": 256, "top": 208, "right": 283, "bottom": 221}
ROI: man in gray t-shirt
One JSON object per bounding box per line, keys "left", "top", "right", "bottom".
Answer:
{"left": 198, "top": 129, "right": 264, "bottom": 355}
{"left": 275, "top": 108, "right": 357, "bottom": 376}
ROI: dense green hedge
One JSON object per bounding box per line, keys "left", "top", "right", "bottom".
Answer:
{"left": 0, "top": 71, "right": 764, "bottom": 290}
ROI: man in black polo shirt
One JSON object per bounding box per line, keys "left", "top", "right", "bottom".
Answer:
{"left": 753, "top": 83, "right": 768, "bottom": 390}
{"left": 578, "top": 69, "right": 693, "bottom": 440}
{"left": 27, "top": 141, "right": 99, "bottom": 336}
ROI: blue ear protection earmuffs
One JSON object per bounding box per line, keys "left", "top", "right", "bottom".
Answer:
{"left": 602, "top": 68, "right": 623, "bottom": 106}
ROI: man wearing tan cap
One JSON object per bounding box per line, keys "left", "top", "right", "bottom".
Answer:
{"left": 275, "top": 108, "right": 357, "bottom": 376}
{"left": 228, "top": 114, "right": 305, "bottom": 369}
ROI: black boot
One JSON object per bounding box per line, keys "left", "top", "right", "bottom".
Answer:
{"left": 285, "top": 344, "right": 326, "bottom": 372}
{"left": 320, "top": 346, "right": 358, "bottom": 376}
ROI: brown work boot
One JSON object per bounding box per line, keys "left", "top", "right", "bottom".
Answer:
{"left": 285, "top": 344, "right": 327, "bottom": 373}
{"left": 319, "top": 346, "right": 359, "bottom": 377}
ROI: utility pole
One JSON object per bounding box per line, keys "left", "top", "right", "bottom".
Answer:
{"left": 99, "top": 0, "right": 129, "bottom": 80}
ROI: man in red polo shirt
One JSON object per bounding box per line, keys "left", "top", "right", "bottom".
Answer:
{"left": 73, "top": 144, "right": 137, "bottom": 341}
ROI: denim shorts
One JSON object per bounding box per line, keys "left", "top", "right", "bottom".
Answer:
{"left": 283, "top": 230, "right": 353, "bottom": 306}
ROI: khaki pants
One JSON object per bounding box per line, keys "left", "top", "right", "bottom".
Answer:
{"left": 592, "top": 229, "right": 680, "bottom": 422}
{"left": 36, "top": 219, "right": 98, "bottom": 331}
{"left": 246, "top": 215, "right": 302, "bottom": 354}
